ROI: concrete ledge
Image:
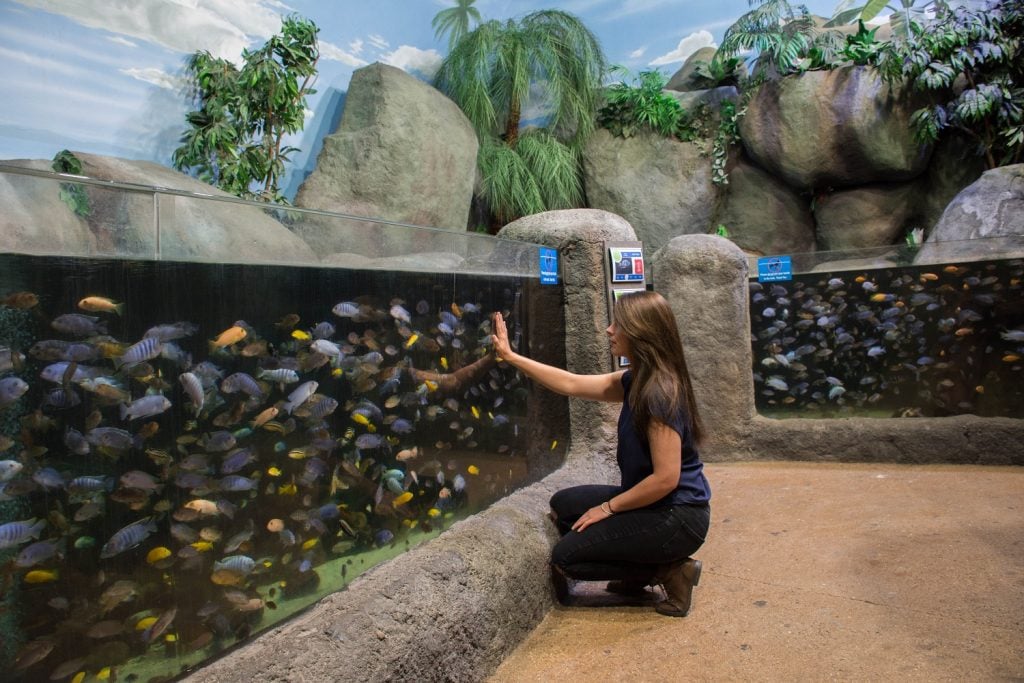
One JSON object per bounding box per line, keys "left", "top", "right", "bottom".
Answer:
{"left": 189, "top": 453, "right": 616, "bottom": 682}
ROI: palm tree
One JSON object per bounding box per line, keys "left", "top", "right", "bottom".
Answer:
{"left": 717, "top": 0, "right": 817, "bottom": 75}
{"left": 433, "top": 10, "right": 606, "bottom": 225}
{"left": 432, "top": 0, "right": 482, "bottom": 51}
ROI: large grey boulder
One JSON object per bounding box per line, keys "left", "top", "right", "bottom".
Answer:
{"left": 914, "top": 137, "right": 987, "bottom": 235}
{"left": 739, "top": 66, "right": 932, "bottom": 191}
{"left": 713, "top": 158, "right": 816, "bottom": 255}
{"left": 814, "top": 182, "right": 918, "bottom": 250}
{"left": 0, "top": 154, "right": 316, "bottom": 263}
{"left": 583, "top": 129, "right": 715, "bottom": 252}
{"left": 665, "top": 47, "right": 719, "bottom": 91}
{"left": 918, "top": 163, "right": 1024, "bottom": 262}
{"left": 293, "top": 63, "right": 478, "bottom": 257}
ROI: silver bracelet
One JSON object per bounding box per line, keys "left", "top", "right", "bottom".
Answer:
{"left": 601, "top": 501, "right": 614, "bottom": 515}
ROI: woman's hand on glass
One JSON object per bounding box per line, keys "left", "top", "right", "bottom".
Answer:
{"left": 491, "top": 312, "right": 513, "bottom": 361}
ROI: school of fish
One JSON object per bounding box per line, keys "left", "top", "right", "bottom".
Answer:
{"left": 750, "top": 259, "right": 1024, "bottom": 417}
{"left": 0, "top": 286, "right": 529, "bottom": 681}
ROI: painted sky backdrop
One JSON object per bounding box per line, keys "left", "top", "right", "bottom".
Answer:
{"left": 1, "top": 0, "right": 840, "bottom": 196}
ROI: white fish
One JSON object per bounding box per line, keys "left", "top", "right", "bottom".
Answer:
{"left": 120, "top": 395, "right": 172, "bottom": 421}
{"left": 115, "top": 337, "right": 162, "bottom": 368}
{"left": 180, "top": 372, "right": 204, "bottom": 414}
{"left": 1000, "top": 330, "right": 1024, "bottom": 342}
{"left": 0, "top": 459, "right": 24, "bottom": 481}
{"left": 0, "top": 376, "right": 29, "bottom": 406}
{"left": 282, "top": 381, "right": 318, "bottom": 414}
{"left": 0, "top": 518, "right": 46, "bottom": 549}
{"left": 310, "top": 339, "right": 342, "bottom": 358}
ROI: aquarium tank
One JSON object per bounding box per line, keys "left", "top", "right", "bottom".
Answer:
{"left": 0, "top": 166, "right": 569, "bottom": 681}
{"left": 748, "top": 240, "right": 1024, "bottom": 419}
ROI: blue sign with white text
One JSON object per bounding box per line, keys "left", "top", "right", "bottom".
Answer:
{"left": 539, "top": 247, "right": 559, "bottom": 285}
{"left": 757, "top": 255, "right": 793, "bottom": 282}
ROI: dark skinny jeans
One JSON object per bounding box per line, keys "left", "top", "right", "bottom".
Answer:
{"left": 550, "top": 484, "right": 710, "bottom": 582}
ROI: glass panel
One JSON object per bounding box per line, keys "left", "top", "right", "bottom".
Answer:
{"left": 0, "top": 164, "right": 569, "bottom": 679}
{"left": 748, "top": 238, "right": 1024, "bottom": 419}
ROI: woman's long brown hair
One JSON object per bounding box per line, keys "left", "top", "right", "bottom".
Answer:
{"left": 613, "top": 291, "right": 705, "bottom": 445}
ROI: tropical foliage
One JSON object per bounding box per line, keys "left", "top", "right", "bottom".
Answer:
{"left": 597, "top": 69, "right": 703, "bottom": 141}
{"left": 711, "top": 101, "right": 745, "bottom": 186}
{"left": 691, "top": 55, "right": 746, "bottom": 89}
{"left": 173, "top": 15, "right": 319, "bottom": 203}
{"left": 432, "top": 0, "right": 482, "bottom": 50}
{"left": 874, "top": 0, "right": 1022, "bottom": 168}
{"left": 51, "top": 149, "right": 90, "bottom": 217}
{"left": 434, "top": 9, "right": 605, "bottom": 224}
{"left": 717, "top": 0, "right": 819, "bottom": 75}
{"left": 827, "top": 0, "right": 947, "bottom": 39}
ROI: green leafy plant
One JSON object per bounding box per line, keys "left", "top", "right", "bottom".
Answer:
{"left": 597, "top": 68, "right": 701, "bottom": 140}
{"left": 433, "top": 10, "right": 605, "bottom": 224}
{"left": 432, "top": 0, "right": 482, "bottom": 50}
{"left": 691, "top": 55, "right": 745, "bottom": 89}
{"left": 715, "top": 224, "right": 731, "bottom": 237}
{"left": 827, "top": 0, "right": 949, "bottom": 40}
{"left": 717, "top": 0, "right": 818, "bottom": 76}
{"left": 875, "top": 0, "right": 1023, "bottom": 168}
{"left": 841, "top": 20, "right": 884, "bottom": 65}
{"left": 172, "top": 14, "right": 319, "bottom": 203}
{"left": 51, "top": 149, "right": 90, "bottom": 217}
{"left": 711, "top": 101, "right": 745, "bottom": 185}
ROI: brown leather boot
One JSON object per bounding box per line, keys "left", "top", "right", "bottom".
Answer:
{"left": 653, "top": 558, "right": 702, "bottom": 617}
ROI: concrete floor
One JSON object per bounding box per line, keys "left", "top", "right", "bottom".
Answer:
{"left": 490, "top": 462, "right": 1024, "bottom": 682}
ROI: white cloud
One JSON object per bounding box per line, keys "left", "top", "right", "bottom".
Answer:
{"left": 380, "top": 45, "right": 442, "bottom": 78}
{"left": 9, "top": 0, "right": 286, "bottom": 61}
{"left": 628, "top": 47, "right": 646, "bottom": 59}
{"left": 349, "top": 38, "right": 364, "bottom": 55}
{"left": 320, "top": 40, "right": 368, "bottom": 67}
{"left": 106, "top": 35, "right": 138, "bottom": 48}
{"left": 368, "top": 33, "right": 390, "bottom": 50}
{"left": 121, "top": 66, "right": 181, "bottom": 90}
{"left": 649, "top": 30, "right": 716, "bottom": 66}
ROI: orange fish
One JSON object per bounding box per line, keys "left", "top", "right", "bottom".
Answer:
{"left": 2, "top": 291, "right": 39, "bottom": 309}
{"left": 78, "top": 296, "right": 124, "bottom": 315}
{"left": 210, "top": 326, "right": 247, "bottom": 350}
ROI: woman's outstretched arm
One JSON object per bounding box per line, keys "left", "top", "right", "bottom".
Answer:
{"left": 491, "top": 312, "right": 624, "bottom": 402}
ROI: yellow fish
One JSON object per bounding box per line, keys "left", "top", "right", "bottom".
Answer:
{"left": 71, "top": 673, "right": 85, "bottom": 683}
{"left": 427, "top": 508, "right": 441, "bottom": 518}
{"left": 291, "top": 329, "right": 311, "bottom": 341}
{"left": 440, "top": 356, "right": 448, "bottom": 371}
{"left": 262, "top": 420, "right": 286, "bottom": 434}
{"left": 79, "top": 296, "right": 124, "bottom": 315}
{"left": 467, "top": 465, "right": 480, "bottom": 475}
{"left": 191, "top": 541, "right": 214, "bottom": 552}
{"left": 288, "top": 448, "right": 313, "bottom": 460}
{"left": 97, "top": 668, "right": 111, "bottom": 681}
{"left": 869, "top": 293, "right": 890, "bottom": 302}
{"left": 424, "top": 380, "right": 438, "bottom": 392}
{"left": 1003, "top": 354, "right": 1021, "bottom": 362}
{"left": 405, "top": 334, "right": 419, "bottom": 349}
{"left": 351, "top": 413, "right": 370, "bottom": 426}
{"left": 210, "top": 325, "right": 247, "bottom": 350}
{"left": 135, "top": 616, "right": 158, "bottom": 631}
{"left": 164, "top": 634, "right": 178, "bottom": 643}
{"left": 393, "top": 491, "right": 414, "bottom": 506}
{"left": 470, "top": 405, "right": 480, "bottom": 419}
{"left": 278, "top": 483, "right": 298, "bottom": 496}
{"left": 301, "top": 538, "right": 319, "bottom": 550}
{"left": 267, "top": 466, "right": 282, "bottom": 477}
{"left": 146, "top": 547, "right": 172, "bottom": 565}
{"left": 551, "top": 440, "right": 558, "bottom": 451}
{"left": 24, "top": 569, "right": 59, "bottom": 583}
{"left": 331, "top": 368, "right": 344, "bottom": 378}
{"left": 451, "top": 302, "right": 463, "bottom": 318}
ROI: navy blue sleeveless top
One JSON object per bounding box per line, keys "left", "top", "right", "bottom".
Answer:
{"left": 617, "top": 371, "right": 711, "bottom": 507}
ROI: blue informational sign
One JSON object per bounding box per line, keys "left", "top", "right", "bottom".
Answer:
{"left": 757, "top": 255, "right": 793, "bottom": 282}
{"left": 609, "top": 248, "right": 645, "bottom": 283}
{"left": 539, "top": 247, "right": 559, "bottom": 285}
